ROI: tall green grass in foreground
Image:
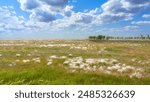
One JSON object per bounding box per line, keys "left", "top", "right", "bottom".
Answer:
{"left": 0, "top": 66, "right": 150, "bottom": 85}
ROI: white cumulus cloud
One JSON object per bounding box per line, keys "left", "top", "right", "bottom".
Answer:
{"left": 132, "top": 21, "right": 150, "bottom": 25}
{"left": 143, "top": 14, "right": 150, "bottom": 18}
{"left": 17, "top": 0, "right": 69, "bottom": 22}
{"left": 97, "top": 0, "right": 150, "bottom": 23}
{"left": 0, "top": 6, "right": 25, "bottom": 33}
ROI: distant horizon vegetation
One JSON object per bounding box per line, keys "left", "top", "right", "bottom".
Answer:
{"left": 1, "top": 34, "right": 150, "bottom": 40}
{"left": 89, "top": 34, "right": 150, "bottom": 40}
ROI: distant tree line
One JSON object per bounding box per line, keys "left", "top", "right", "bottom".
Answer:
{"left": 89, "top": 34, "right": 150, "bottom": 40}
{"left": 89, "top": 35, "right": 109, "bottom": 40}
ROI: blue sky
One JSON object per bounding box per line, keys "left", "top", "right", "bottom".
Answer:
{"left": 0, "top": 0, "right": 150, "bottom": 39}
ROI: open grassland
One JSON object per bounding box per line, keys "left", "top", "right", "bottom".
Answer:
{"left": 0, "top": 40, "right": 150, "bottom": 85}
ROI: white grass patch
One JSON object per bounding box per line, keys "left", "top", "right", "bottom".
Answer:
{"left": 70, "top": 46, "right": 87, "bottom": 50}
{"left": 47, "top": 61, "right": 52, "bottom": 66}
{"left": 68, "top": 54, "right": 73, "bottom": 57}
{"left": 98, "top": 47, "right": 107, "bottom": 55}
{"left": 16, "top": 54, "right": 21, "bottom": 57}
{"left": 32, "top": 58, "right": 41, "bottom": 63}
{"left": 27, "top": 54, "right": 31, "bottom": 56}
{"left": 15, "top": 59, "right": 20, "bottom": 62}
{"left": 39, "top": 44, "right": 70, "bottom": 48}
{"left": 8, "top": 62, "right": 16, "bottom": 67}
{"left": 63, "top": 56, "right": 144, "bottom": 78}
{"left": 47, "top": 59, "right": 53, "bottom": 66}
{"left": 130, "top": 72, "right": 143, "bottom": 78}
{"left": 22, "top": 59, "right": 30, "bottom": 63}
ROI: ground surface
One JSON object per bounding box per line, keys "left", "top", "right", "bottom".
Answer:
{"left": 0, "top": 40, "right": 150, "bottom": 85}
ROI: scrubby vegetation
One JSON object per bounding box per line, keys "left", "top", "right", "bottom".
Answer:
{"left": 89, "top": 35, "right": 150, "bottom": 40}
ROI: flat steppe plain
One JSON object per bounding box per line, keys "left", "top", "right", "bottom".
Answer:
{"left": 0, "top": 40, "right": 150, "bottom": 85}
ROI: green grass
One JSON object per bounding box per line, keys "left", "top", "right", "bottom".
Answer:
{"left": 0, "top": 66, "right": 150, "bottom": 85}
{"left": 0, "top": 40, "right": 150, "bottom": 85}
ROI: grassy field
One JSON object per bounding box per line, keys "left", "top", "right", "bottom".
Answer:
{"left": 0, "top": 40, "right": 150, "bottom": 85}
